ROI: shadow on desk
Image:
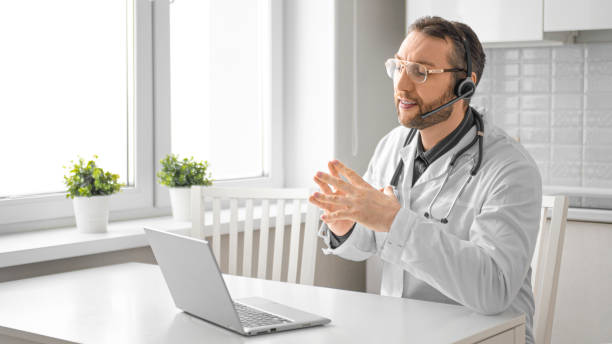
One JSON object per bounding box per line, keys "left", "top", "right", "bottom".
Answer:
{"left": 164, "top": 311, "right": 329, "bottom": 343}
{"left": 163, "top": 312, "right": 246, "bottom": 343}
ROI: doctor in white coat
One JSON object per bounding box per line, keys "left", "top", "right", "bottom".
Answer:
{"left": 308, "top": 16, "right": 541, "bottom": 344}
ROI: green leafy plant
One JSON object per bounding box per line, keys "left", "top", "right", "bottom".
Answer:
{"left": 157, "top": 154, "right": 213, "bottom": 187}
{"left": 63, "top": 155, "right": 124, "bottom": 199}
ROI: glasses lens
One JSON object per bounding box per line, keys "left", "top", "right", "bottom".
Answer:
{"left": 407, "top": 63, "right": 427, "bottom": 83}
{"left": 385, "top": 59, "right": 399, "bottom": 79}
{"left": 385, "top": 59, "right": 428, "bottom": 83}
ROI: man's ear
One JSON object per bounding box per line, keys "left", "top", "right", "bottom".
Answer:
{"left": 471, "top": 71, "right": 477, "bottom": 85}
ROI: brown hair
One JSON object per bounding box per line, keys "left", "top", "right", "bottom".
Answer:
{"left": 408, "top": 16, "right": 486, "bottom": 104}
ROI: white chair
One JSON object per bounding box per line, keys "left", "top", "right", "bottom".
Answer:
{"left": 190, "top": 186, "right": 321, "bottom": 285}
{"left": 531, "top": 195, "right": 569, "bottom": 344}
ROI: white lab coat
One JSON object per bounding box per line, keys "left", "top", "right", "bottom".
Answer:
{"left": 319, "top": 117, "right": 542, "bottom": 344}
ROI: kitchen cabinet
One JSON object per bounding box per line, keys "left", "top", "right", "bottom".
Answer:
{"left": 407, "top": 0, "right": 612, "bottom": 45}
{"left": 407, "top": 0, "right": 544, "bottom": 43}
{"left": 544, "top": 0, "right": 612, "bottom": 31}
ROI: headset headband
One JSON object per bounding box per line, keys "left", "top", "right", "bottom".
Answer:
{"left": 462, "top": 37, "right": 471, "bottom": 79}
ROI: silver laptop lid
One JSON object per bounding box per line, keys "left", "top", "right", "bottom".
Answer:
{"left": 144, "top": 228, "right": 243, "bottom": 333}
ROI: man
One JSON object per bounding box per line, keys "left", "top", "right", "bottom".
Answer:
{"left": 308, "top": 16, "right": 541, "bottom": 344}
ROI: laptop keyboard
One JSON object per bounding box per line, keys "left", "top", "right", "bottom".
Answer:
{"left": 233, "top": 302, "right": 292, "bottom": 328}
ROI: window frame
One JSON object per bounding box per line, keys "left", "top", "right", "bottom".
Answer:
{"left": 0, "top": 0, "right": 284, "bottom": 233}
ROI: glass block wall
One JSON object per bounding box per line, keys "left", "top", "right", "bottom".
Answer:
{"left": 470, "top": 43, "right": 612, "bottom": 209}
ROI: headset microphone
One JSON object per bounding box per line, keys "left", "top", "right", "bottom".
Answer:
{"left": 419, "top": 89, "right": 473, "bottom": 119}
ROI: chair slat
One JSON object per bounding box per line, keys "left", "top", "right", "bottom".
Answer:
{"left": 272, "top": 200, "right": 286, "bottom": 281}
{"left": 541, "top": 196, "right": 556, "bottom": 208}
{"left": 531, "top": 206, "right": 548, "bottom": 297}
{"left": 287, "top": 199, "right": 302, "bottom": 283}
{"left": 190, "top": 186, "right": 203, "bottom": 239}
{"left": 536, "top": 196, "right": 568, "bottom": 344}
{"left": 242, "top": 199, "right": 254, "bottom": 277}
{"left": 533, "top": 195, "right": 569, "bottom": 344}
{"left": 229, "top": 198, "right": 238, "bottom": 275}
{"left": 257, "top": 200, "right": 270, "bottom": 279}
{"left": 190, "top": 187, "right": 319, "bottom": 287}
{"left": 300, "top": 203, "right": 319, "bottom": 285}
{"left": 212, "top": 198, "right": 221, "bottom": 262}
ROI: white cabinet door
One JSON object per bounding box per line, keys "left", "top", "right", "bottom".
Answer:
{"left": 545, "top": 0, "right": 612, "bottom": 31}
{"left": 407, "top": 0, "right": 543, "bottom": 43}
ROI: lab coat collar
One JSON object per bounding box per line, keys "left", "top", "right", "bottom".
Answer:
{"left": 398, "top": 130, "right": 419, "bottom": 189}
{"left": 398, "top": 113, "right": 478, "bottom": 189}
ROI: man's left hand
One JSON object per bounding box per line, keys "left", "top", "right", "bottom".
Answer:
{"left": 308, "top": 160, "right": 401, "bottom": 232}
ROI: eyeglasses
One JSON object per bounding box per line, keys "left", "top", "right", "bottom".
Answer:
{"left": 384, "top": 58, "right": 465, "bottom": 84}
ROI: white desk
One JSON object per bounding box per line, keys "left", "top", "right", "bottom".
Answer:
{"left": 0, "top": 263, "right": 525, "bottom": 344}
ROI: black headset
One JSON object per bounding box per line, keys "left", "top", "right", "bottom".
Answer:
{"left": 420, "top": 38, "right": 475, "bottom": 120}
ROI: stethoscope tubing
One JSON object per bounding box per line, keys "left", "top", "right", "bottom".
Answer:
{"left": 390, "top": 109, "right": 484, "bottom": 224}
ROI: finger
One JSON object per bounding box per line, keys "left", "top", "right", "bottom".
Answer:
{"left": 313, "top": 176, "right": 334, "bottom": 194}
{"left": 312, "top": 192, "right": 351, "bottom": 206}
{"left": 383, "top": 186, "right": 397, "bottom": 199}
{"left": 321, "top": 209, "right": 355, "bottom": 222}
{"left": 327, "top": 161, "right": 343, "bottom": 193}
{"left": 320, "top": 210, "right": 344, "bottom": 226}
{"left": 308, "top": 194, "right": 337, "bottom": 212}
{"left": 316, "top": 171, "right": 354, "bottom": 194}
{"left": 330, "top": 160, "right": 372, "bottom": 188}
{"left": 328, "top": 160, "right": 341, "bottom": 178}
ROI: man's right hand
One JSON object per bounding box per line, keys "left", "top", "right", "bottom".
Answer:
{"left": 310, "top": 161, "right": 355, "bottom": 236}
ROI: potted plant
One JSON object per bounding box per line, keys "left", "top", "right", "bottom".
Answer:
{"left": 157, "top": 154, "right": 213, "bottom": 221}
{"left": 63, "top": 155, "right": 123, "bottom": 233}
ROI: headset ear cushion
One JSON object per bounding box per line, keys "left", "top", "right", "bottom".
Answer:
{"left": 456, "top": 78, "right": 475, "bottom": 99}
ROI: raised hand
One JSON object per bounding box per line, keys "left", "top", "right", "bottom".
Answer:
{"left": 308, "top": 160, "right": 401, "bottom": 233}
{"left": 310, "top": 160, "right": 356, "bottom": 236}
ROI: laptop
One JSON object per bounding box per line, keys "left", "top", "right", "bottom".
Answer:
{"left": 144, "top": 227, "right": 331, "bottom": 336}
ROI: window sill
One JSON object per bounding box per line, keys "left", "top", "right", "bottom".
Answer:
{"left": 0, "top": 204, "right": 308, "bottom": 269}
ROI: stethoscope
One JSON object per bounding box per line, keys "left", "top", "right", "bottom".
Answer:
{"left": 389, "top": 108, "right": 484, "bottom": 224}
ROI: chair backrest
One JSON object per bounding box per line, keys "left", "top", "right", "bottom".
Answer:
{"left": 190, "top": 186, "right": 320, "bottom": 285}
{"left": 531, "top": 195, "right": 569, "bottom": 344}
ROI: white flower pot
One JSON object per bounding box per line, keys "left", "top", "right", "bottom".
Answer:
{"left": 72, "top": 195, "right": 111, "bottom": 233}
{"left": 168, "top": 187, "right": 191, "bottom": 221}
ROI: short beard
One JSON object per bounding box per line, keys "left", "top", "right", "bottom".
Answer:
{"left": 397, "top": 87, "right": 455, "bottom": 130}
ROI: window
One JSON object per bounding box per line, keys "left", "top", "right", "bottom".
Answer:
{"left": 169, "top": 0, "right": 271, "bottom": 180}
{"left": 0, "top": 0, "right": 153, "bottom": 231}
{"left": 0, "top": 0, "right": 134, "bottom": 197}
{"left": 0, "top": 0, "right": 282, "bottom": 232}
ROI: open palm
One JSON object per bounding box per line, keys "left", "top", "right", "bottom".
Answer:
{"left": 313, "top": 161, "right": 355, "bottom": 236}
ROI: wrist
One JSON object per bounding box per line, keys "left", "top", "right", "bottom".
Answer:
{"left": 383, "top": 205, "right": 401, "bottom": 232}
{"left": 330, "top": 221, "right": 356, "bottom": 237}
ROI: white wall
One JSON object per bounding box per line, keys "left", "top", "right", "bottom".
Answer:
{"left": 283, "top": 0, "right": 404, "bottom": 188}
{"left": 283, "top": 0, "right": 336, "bottom": 188}
{"left": 334, "top": 0, "right": 405, "bottom": 175}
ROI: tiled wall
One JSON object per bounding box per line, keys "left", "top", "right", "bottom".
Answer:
{"left": 470, "top": 43, "right": 612, "bottom": 209}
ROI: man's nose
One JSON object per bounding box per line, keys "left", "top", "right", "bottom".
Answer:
{"left": 395, "top": 67, "right": 416, "bottom": 92}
